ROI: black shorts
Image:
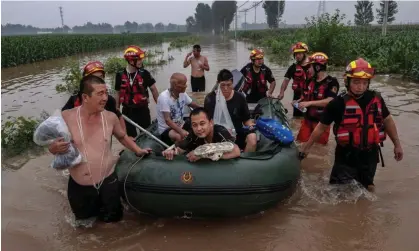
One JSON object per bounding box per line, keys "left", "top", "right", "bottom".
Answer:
{"left": 160, "top": 121, "right": 191, "bottom": 145}
{"left": 235, "top": 131, "right": 254, "bottom": 150}
{"left": 67, "top": 171, "right": 123, "bottom": 223}
{"left": 191, "top": 76, "right": 206, "bottom": 92}
{"left": 122, "top": 105, "right": 151, "bottom": 138}
{"left": 329, "top": 146, "right": 379, "bottom": 188}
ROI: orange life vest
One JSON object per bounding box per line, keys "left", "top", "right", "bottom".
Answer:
{"left": 304, "top": 79, "right": 329, "bottom": 120}
{"left": 242, "top": 66, "right": 268, "bottom": 95}
{"left": 334, "top": 92, "right": 387, "bottom": 149}
{"left": 292, "top": 64, "right": 313, "bottom": 91}
{"left": 119, "top": 69, "right": 148, "bottom": 107}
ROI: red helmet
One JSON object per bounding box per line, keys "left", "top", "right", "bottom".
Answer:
{"left": 83, "top": 61, "right": 105, "bottom": 77}
{"left": 309, "top": 52, "right": 328, "bottom": 65}
{"left": 250, "top": 49, "right": 264, "bottom": 60}
{"left": 345, "top": 58, "right": 374, "bottom": 79}
{"left": 124, "top": 45, "right": 145, "bottom": 62}
{"left": 291, "top": 42, "right": 309, "bottom": 54}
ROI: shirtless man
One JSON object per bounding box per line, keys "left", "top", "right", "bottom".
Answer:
{"left": 53, "top": 75, "right": 151, "bottom": 223}
{"left": 183, "top": 44, "right": 210, "bottom": 92}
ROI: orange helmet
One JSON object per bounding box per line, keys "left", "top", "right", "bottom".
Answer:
{"left": 124, "top": 45, "right": 145, "bottom": 62}
{"left": 309, "top": 52, "right": 328, "bottom": 65}
{"left": 250, "top": 49, "right": 264, "bottom": 60}
{"left": 291, "top": 42, "right": 309, "bottom": 54}
{"left": 83, "top": 61, "right": 105, "bottom": 77}
{"left": 345, "top": 58, "right": 374, "bottom": 79}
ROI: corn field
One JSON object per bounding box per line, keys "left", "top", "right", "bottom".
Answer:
{"left": 1, "top": 32, "right": 190, "bottom": 68}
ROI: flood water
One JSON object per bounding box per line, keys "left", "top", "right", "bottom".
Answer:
{"left": 2, "top": 37, "right": 419, "bottom": 251}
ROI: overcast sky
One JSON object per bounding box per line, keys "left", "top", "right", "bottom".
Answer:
{"left": 2, "top": 1, "right": 419, "bottom": 28}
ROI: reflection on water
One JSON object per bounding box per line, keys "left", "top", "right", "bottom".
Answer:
{"left": 2, "top": 37, "right": 419, "bottom": 251}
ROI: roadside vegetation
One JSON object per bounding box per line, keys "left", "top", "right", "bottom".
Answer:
{"left": 234, "top": 9, "right": 419, "bottom": 81}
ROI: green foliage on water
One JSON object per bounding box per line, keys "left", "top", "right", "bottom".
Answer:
{"left": 234, "top": 9, "right": 419, "bottom": 81}
{"left": 1, "top": 32, "right": 190, "bottom": 68}
{"left": 168, "top": 35, "right": 200, "bottom": 51}
{"left": 1, "top": 112, "right": 49, "bottom": 158}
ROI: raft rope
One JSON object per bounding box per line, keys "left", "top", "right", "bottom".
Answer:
{"left": 123, "top": 155, "right": 146, "bottom": 215}
{"left": 76, "top": 106, "right": 109, "bottom": 192}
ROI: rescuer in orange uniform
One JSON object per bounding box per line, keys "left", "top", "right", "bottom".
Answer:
{"left": 295, "top": 52, "right": 339, "bottom": 145}
{"left": 299, "top": 58, "right": 403, "bottom": 190}
{"left": 277, "top": 42, "right": 314, "bottom": 117}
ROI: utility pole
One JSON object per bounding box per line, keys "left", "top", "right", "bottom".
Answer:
{"left": 59, "top": 6, "right": 64, "bottom": 29}
{"left": 244, "top": 11, "right": 247, "bottom": 30}
{"left": 382, "top": 0, "right": 389, "bottom": 36}
{"left": 254, "top": 3, "right": 257, "bottom": 24}
{"left": 317, "top": 0, "right": 326, "bottom": 19}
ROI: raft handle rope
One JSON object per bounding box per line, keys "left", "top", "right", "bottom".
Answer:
{"left": 123, "top": 154, "right": 146, "bottom": 215}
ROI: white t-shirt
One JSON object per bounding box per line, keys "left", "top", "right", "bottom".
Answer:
{"left": 156, "top": 89, "right": 192, "bottom": 134}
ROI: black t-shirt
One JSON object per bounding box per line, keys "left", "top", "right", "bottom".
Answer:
{"left": 176, "top": 124, "right": 235, "bottom": 152}
{"left": 204, "top": 91, "right": 251, "bottom": 134}
{"left": 61, "top": 95, "right": 122, "bottom": 118}
{"left": 114, "top": 68, "right": 156, "bottom": 92}
{"left": 240, "top": 63, "right": 275, "bottom": 102}
{"left": 284, "top": 63, "right": 311, "bottom": 80}
{"left": 320, "top": 90, "right": 390, "bottom": 127}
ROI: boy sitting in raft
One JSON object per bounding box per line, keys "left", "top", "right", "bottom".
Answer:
{"left": 162, "top": 107, "right": 241, "bottom": 162}
{"left": 156, "top": 73, "right": 200, "bottom": 145}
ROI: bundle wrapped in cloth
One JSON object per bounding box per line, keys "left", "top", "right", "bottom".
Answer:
{"left": 33, "top": 110, "right": 82, "bottom": 170}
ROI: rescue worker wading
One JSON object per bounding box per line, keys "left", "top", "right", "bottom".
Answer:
{"left": 277, "top": 42, "right": 314, "bottom": 117}
{"left": 240, "top": 49, "right": 276, "bottom": 103}
{"left": 295, "top": 52, "right": 339, "bottom": 145}
{"left": 299, "top": 58, "right": 403, "bottom": 191}
{"left": 115, "top": 45, "right": 159, "bottom": 138}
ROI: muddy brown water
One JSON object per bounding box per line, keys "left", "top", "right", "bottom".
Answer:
{"left": 2, "top": 37, "right": 419, "bottom": 251}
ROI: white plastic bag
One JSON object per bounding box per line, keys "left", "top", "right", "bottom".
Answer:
{"left": 33, "top": 110, "right": 82, "bottom": 170}
{"left": 213, "top": 88, "right": 237, "bottom": 138}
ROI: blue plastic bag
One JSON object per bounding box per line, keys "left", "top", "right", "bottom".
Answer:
{"left": 255, "top": 117, "right": 294, "bottom": 145}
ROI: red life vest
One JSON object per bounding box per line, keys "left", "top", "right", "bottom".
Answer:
{"left": 242, "top": 66, "right": 268, "bottom": 95}
{"left": 304, "top": 79, "right": 329, "bottom": 120}
{"left": 118, "top": 69, "right": 148, "bottom": 107}
{"left": 334, "top": 92, "right": 387, "bottom": 149}
{"left": 74, "top": 96, "right": 82, "bottom": 107}
{"left": 292, "top": 64, "right": 313, "bottom": 91}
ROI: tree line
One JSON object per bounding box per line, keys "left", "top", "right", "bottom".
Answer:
{"left": 354, "top": 0, "right": 398, "bottom": 26}
{"left": 186, "top": 0, "right": 286, "bottom": 33}
{"left": 186, "top": 0, "right": 400, "bottom": 33}
{"left": 1, "top": 22, "right": 186, "bottom": 35}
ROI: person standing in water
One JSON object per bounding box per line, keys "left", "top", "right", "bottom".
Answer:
{"left": 115, "top": 45, "right": 159, "bottom": 138}
{"left": 240, "top": 49, "right": 276, "bottom": 103}
{"left": 49, "top": 61, "right": 126, "bottom": 155}
{"left": 61, "top": 75, "right": 152, "bottom": 223}
{"left": 299, "top": 58, "right": 403, "bottom": 191}
{"left": 277, "top": 42, "right": 314, "bottom": 117}
{"left": 183, "top": 44, "right": 210, "bottom": 92}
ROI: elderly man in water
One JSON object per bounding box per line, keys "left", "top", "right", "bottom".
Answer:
{"left": 53, "top": 75, "right": 151, "bottom": 223}
{"left": 162, "top": 107, "right": 241, "bottom": 162}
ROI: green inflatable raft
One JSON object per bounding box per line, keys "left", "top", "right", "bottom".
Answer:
{"left": 115, "top": 97, "right": 301, "bottom": 218}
